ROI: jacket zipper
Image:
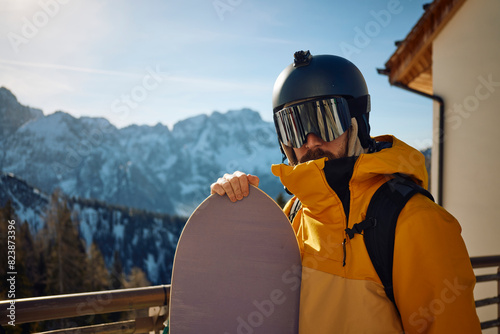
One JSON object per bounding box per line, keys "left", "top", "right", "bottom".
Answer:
{"left": 342, "top": 238, "right": 347, "bottom": 266}
{"left": 343, "top": 184, "right": 351, "bottom": 267}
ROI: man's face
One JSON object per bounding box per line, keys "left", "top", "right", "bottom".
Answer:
{"left": 281, "top": 97, "right": 351, "bottom": 165}
{"left": 292, "top": 131, "right": 349, "bottom": 164}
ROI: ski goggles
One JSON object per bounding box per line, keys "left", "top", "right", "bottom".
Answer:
{"left": 273, "top": 97, "right": 352, "bottom": 148}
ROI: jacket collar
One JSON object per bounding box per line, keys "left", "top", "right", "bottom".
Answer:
{"left": 271, "top": 135, "right": 429, "bottom": 208}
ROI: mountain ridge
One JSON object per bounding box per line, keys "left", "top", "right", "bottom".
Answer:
{"left": 0, "top": 87, "right": 285, "bottom": 217}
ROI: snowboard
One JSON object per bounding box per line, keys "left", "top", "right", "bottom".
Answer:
{"left": 169, "top": 185, "right": 301, "bottom": 334}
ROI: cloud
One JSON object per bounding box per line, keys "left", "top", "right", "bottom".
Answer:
{"left": 0, "top": 58, "right": 140, "bottom": 78}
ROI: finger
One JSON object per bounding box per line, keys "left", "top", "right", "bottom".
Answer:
{"left": 234, "top": 172, "right": 250, "bottom": 197}
{"left": 210, "top": 181, "right": 226, "bottom": 196}
{"left": 211, "top": 177, "right": 235, "bottom": 200}
{"left": 247, "top": 174, "right": 260, "bottom": 187}
{"left": 221, "top": 175, "right": 238, "bottom": 202}
{"left": 227, "top": 174, "right": 244, "bottom": 200}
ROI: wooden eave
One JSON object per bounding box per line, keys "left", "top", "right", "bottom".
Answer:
{"left": 381, "top": 0, "right": 467, "bottom": 95}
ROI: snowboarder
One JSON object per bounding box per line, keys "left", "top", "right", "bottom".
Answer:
{"left": 211, "top": 51, "right": 481, "bottom": 333}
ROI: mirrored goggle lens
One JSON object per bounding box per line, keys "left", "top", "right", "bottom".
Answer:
{"left": 274, "top": 97, "right": 351, "bottom": 148}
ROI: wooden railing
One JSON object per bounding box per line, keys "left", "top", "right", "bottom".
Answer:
{"left": 472, "top": 255, "right": 500, "bottom": 333}
{"left": 1, "top": 256, "right": 499, "bottom": 333}
{"left": 0, "top": 285, "right": 170, "bottom": 333}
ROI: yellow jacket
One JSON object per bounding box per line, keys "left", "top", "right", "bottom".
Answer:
{"left": 271, "top": 135, "right": 481, "bottom": 334}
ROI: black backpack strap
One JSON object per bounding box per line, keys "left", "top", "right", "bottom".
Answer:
{"left": 288, "top": 198, "right": 302, "bottom": 223}
{"left": 345, "top": 174, "right": 434, "bottom": 309}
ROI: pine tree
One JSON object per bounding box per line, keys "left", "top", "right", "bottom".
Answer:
{"left": 0, "top": 200, "right": 17, "bottom": 299}
{"left": 85, "top": 242, "right": 111, "bottom": 292}
{"left": 275, "top": 192, "right": 287, "bottom": 209}
{"left": 43, "top": 190, "right": 87, "bottom": 295}
{"left": 34, "top": 251, "right": 47, "bottom": 296}
{"left": 110, "top": 250, "right": 124, "bottom": 289}
{"left": 16, "top": 221, "right": 36, "bottom": 299}
{"left": 123, "top": 267, "right": 151, "bottom": 289}
{"left": 0, "top": 202, "right": 41, "bottom": 333}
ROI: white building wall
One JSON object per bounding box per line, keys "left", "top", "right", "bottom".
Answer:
{"left": 432, "top": 0, "right": 500, "bottom": 329}
{"left": 432, "top": 0, "right": 500, "bottom": 257}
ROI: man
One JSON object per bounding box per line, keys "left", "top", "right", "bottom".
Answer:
{"left": 211, "top": 51, "right": 480, "bottom": 333}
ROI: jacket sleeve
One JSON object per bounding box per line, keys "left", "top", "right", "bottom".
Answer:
{"left": 392, "top": 194, "right": 481, "bottom": 334}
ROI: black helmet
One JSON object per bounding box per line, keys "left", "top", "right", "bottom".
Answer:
{"left": 272, "top": 51, "right": 372, "bottom": 149}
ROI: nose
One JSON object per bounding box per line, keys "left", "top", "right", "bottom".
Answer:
{"left": 304, "top": 133, "right": 323, "bottom": 149}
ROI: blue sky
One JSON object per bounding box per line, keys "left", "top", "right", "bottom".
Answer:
{"left": 0, "top": 0, "right": 433, "bottom": 149}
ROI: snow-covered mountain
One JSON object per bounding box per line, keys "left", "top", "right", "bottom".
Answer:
{"left": 0, "top": 171, "right": 48, "bottom": 233}
{"left": 0, "top": 87, "right": 286, "bottom": 217}
{"left": 0, "top": 172, "right": 184, "bottom": 285}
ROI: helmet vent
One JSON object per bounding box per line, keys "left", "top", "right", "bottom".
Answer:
{"left": 293, "top": 50, "right": 312, "bottom": 68}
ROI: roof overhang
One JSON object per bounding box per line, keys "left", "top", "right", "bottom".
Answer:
{"left": 378, "top": 0, "right": 467, "bottom": 95}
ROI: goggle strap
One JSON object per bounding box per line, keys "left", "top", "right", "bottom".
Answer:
{"left": 347, "top": 95, "right": 370, "bottom": 117}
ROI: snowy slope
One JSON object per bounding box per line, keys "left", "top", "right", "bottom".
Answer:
{"left": 0, "top": 172, "right": 184, "bottom": 284}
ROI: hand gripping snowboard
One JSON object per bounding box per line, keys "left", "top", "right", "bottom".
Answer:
{"left": 169, "top": 186, "right": 301, "bottom": 333}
